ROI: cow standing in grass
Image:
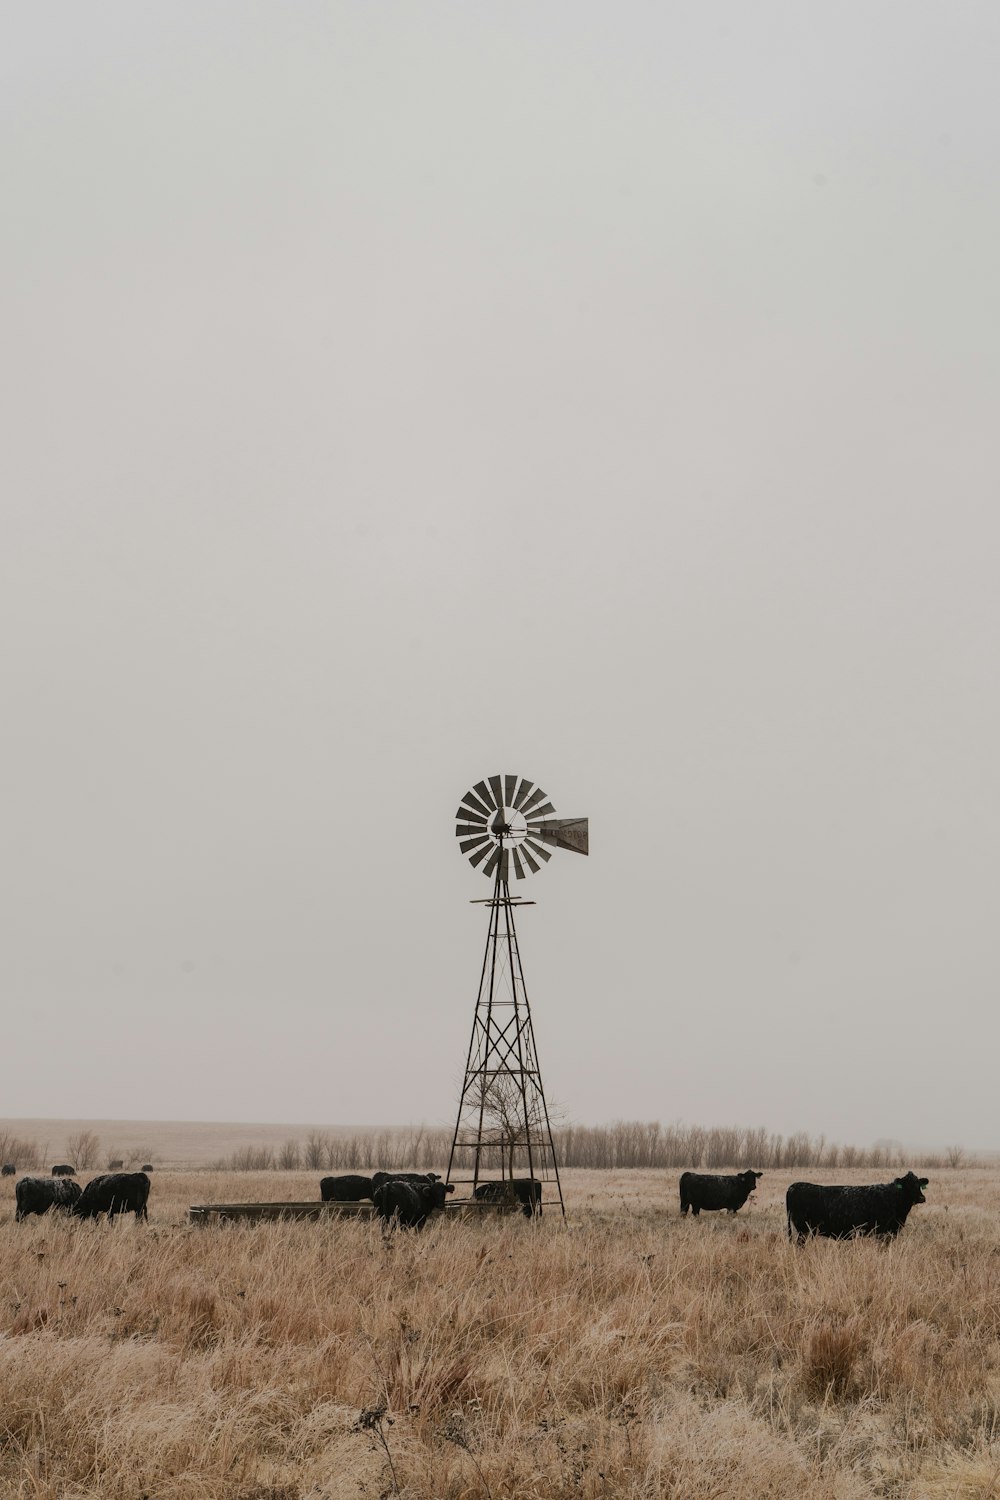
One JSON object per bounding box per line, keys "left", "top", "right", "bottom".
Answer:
{"left": 373, "top": 1178, "right": 449, "bottom": 1229}
{"left": 15, "top": 1176, "right": 82, "bottom": 1219}
{"left": 474, "top": 1178, "right": 543, "bottom": 1217}
{"left": 73, "top": 1171, "right": 150, "bottom": 1221}
{"left": 786, "top": 1172, "right": 928, "bottom": 1243}
{"left": 679, "top": 1170, "right": 762, "bottom": 1216}
{"left": 320, "top": 1174, "right": 374, "bottom": 1202}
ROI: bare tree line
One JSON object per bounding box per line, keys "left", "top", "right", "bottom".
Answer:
{"left": 0, "top": 1129, "right": 158, "bottom": 1173}
{"left": 210, "top": 1122, "right": 967, "bottom": 1173}
{"left": 1, "top": 1123, "right": 966, "bottom": 1175}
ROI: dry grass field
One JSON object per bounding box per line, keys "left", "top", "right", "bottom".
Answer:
{"left": 3, "top": 1165, "right": 1000, "bottom": 1498}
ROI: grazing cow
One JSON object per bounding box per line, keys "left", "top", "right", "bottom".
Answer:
{"left": 370, "top": 1171, "right": 454, "bottom": 1196}
{"left": 15, "top": 1176, "right": 82, "bottom": 1220}
{"left": 73, "top": 1171, "right": 150, "bottom": 1221}
{"left": 320, "top": 1173, "right": 374, "bottom": 1202}
{"left": 141, "top": 1164, "right": 154, "bottom": 1172}
{"left": 108, "top": 1159, "right": 124, "bottom": 1170}
{"left": 474, "top": 1178, "right": 543, "bottom": 1217}
{"left": 51, "top": 1164, "right": 76, "bottom": 1177}
{"left": 1, "top": 1164, "right": 16, "bottom": 1176}
{"left": 679, "top": 1170, "right": 763, "bottom": 1217}
{"left": 786, "top": 1172, "right": 928, "bottom": 1243}
{"left": 373, "top": 1178, "right": 449, "bottom": 1229}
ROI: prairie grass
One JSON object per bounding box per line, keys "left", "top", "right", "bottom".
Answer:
{"left": 1, "top": 1167, "right": 999, "bottom": 1497}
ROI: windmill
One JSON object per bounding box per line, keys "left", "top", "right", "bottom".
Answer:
{"left": 446, "top": 774, "right": 589, "bottom": 1216}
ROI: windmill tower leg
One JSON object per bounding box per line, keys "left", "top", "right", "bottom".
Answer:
{"left": 446, "top": 861, "right": 566, "bottom": 1216}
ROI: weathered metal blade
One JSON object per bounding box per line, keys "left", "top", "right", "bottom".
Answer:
{"left": 524, "top": 801, "right": 556, "bottom": 821}
{"left": 534, "top": 817, "right": 589, "bottom": 855}
{"left": 524, "top": 837, "right": 552, "bottom": 863}
{"left": 456, "top": 821, "right": 491, "bottom": 840}
{"left": 459, "top": 790, "right": 492, "bottom": 820}
{"left": 468, "top": 842, "right": 491, "bottom": 868}
{"left": 504, "top": 773, "right": 518, "bottom": 805}
{"left": 474, "top": 779, "right": 497, "bottom": 810}
{"left": 512, "top": 848, "right": 526, "bottom": 880}
{"left": 482, "top": 845, "right": 501, "bottom": 878}
{"left": 512, "top": 778, "right": 535, "bottom": 810}
{"left": 488, "top": 774, "right": 504, "bottom": 811}
{"left": 520, "top": 844, "right": 540, "bottom": 875}
{"left": 460, "top": 835, "right": 492, "bottom": 856}
{"left": 520, "top": 785, "right": 549, "bottom": 816}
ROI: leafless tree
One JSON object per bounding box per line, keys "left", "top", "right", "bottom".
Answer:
{"left": 66, "top": 1130, "right": 100, "bottom": 1169}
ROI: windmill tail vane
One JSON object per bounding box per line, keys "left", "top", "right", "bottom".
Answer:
{"left": 447, "top": 774, "right": 589, "bottom": 1218}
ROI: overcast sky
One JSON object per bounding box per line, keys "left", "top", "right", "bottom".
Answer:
{"left": 3, "top": 4, "right": 997, "bottom": 1148}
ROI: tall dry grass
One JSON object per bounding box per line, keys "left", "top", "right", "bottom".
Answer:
{"left": 2, "top": 1166, "right": 1000, "bottom": 1497}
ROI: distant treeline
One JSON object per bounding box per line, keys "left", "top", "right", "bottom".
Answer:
{"left": 0, "top": 1129, "right": 156, "bottom": 1173}
{"left": 210, "top": 1123, "right": 967, "bottom": 1173}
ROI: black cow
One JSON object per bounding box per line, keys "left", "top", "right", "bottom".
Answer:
{"left": 373, "top": 1178, "right": 449, "bottom": 1229}
{"left": 73, "top": 1171, "right": 151, "bottom": 1221}
{"left": 1, "top": 1163, "right": 16, "bottom": 1176}
{"left": 108, "top": 1158, "right": 124, "bottom": 1170}
{"left": 15, "top": 1176, "right": 82, "bottom": 1220}
{"left": 51, "top": 1164, "right": 76, "bottom": 1177}
{"left": 474, "top": 1178, "right": 542, "bottom": 1217}
{"left": 370, "top": 1171, "right": 454, "bottom": 1196}
{"left": 141, "top": 1164, "right": 154, "bottom": 1172}
{"left": 679, "top": 1169, "right": 762, "bottom": 1216}
{"left": 786, "top": 1172, "right": 929, "bottom": 1243}
{"left": 320, "top": 1173, "right": 374, "bottom": 1202}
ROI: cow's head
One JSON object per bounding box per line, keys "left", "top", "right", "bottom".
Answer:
{"left": 741, "top": 1170, "right": 763, "bottom": 1188}
{"left": 895, "top": 1172, "right": 928, "bottom": 1205}
{"left": 422, "top": 1182, "right": 449, "bottom": 1211}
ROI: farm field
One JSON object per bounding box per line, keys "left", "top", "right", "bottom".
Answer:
{"left": 2, "top": 1166, "right": 999, "bottom": 1498}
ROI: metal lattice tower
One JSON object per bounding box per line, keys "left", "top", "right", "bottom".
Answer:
{"left": 446, "top": 774, "right": 589, "bottom": 1216}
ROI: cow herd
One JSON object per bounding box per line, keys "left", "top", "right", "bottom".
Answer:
{"left": 320, "top": 1171, "right": 544, "bottom": 1222}
{"left": 4, "top": 1163, "right": 933, "bottom": 1240}
{"left": 678, "top": 1169, "right": 930, "bottom": 1240}
{"left": 334, "top": 1170, "right": 458, "bottom": 1228}
{"left": 13, "top": 1171, "right": 150, "bottom": 1221}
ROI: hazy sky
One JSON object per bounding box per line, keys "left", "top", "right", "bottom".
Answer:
{"left": 3, "top": 5, "right": 998, "bottom": 1148}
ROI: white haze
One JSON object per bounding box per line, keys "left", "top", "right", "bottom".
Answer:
{"left": 2, "top": 4, "right": 997, "bottom": 1148}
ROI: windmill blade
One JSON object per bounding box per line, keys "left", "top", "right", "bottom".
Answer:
{"left": 482, "top": 845, "right": 501, "bottom": 878}
{"left": 520, "top": 844, "right": 541, "bottom": 875}
{"left": 468, "top": 842, "right": 491, "bottom": 869}
{"left": 512, "top": 848, "right": 526, "bottom": 880}
{"left": 459, "top": 790, "right": 492, "bottom": 820}
{"left": 456, "top": 821, "right": 490, "bottom": 840}
{"left": 523, "top": 837, "right": 552, "bottom": 863}
{"left": 488, "top": 774, "right": 504, "bottom": 811}
{"left": 535, "top": 817, "right": 589, "bottom": 856}
{"left": 520, "top": 786, "right": 549, "bottom": 816}
{"left": 460, "top": 835, "right": 492, "bottom": 856}
{"left": 524, "top": 801, "right": 556, "bottom": 821}
{"left": 512, "top": 778, "right": 536, "bottom": 810}
{"left": 504, "top": 773, "right": 518, "bottom": 805}
{"left": 473, "top": 779, "right": 497, "bottom": 810}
